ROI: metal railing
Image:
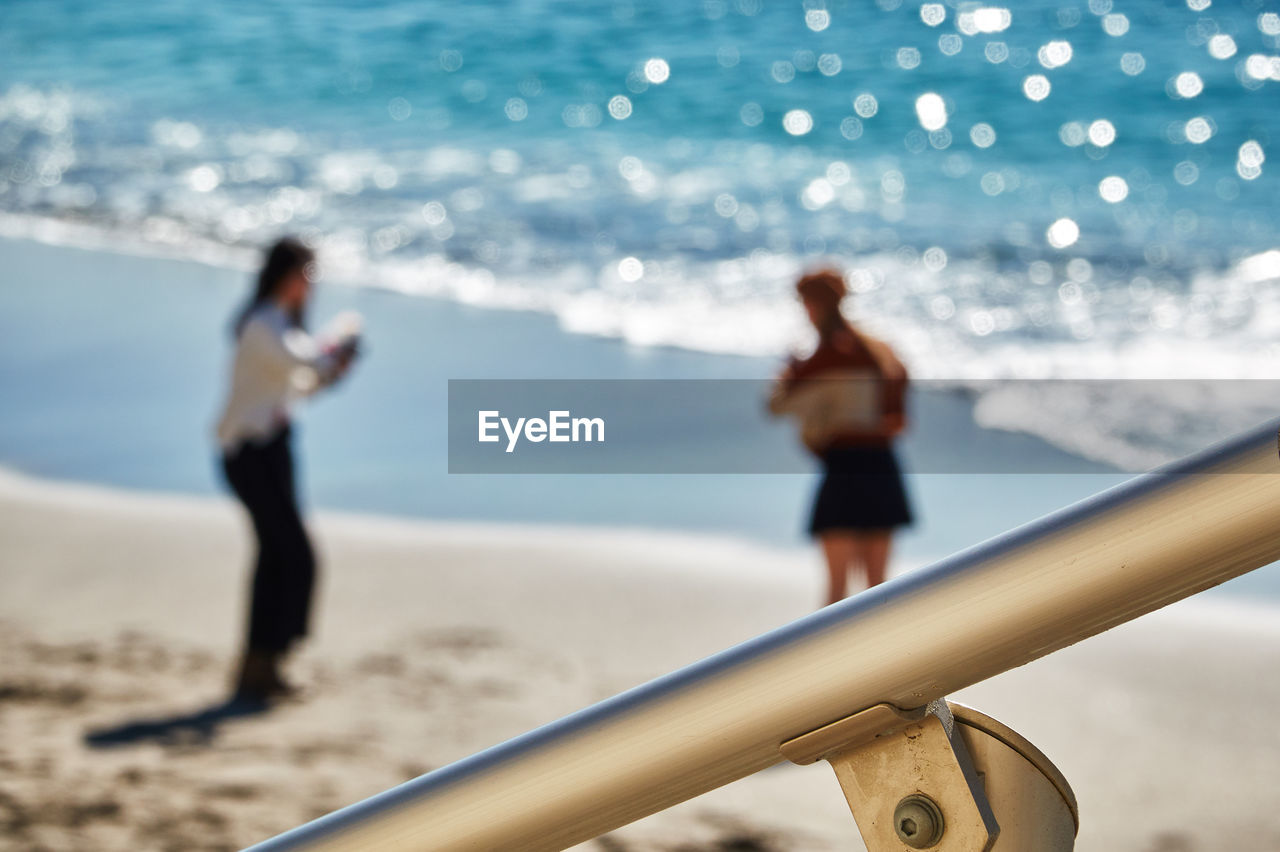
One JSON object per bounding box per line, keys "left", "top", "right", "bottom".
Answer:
{"left": 246, "top": 419, "right": 1280, "bottom": 852}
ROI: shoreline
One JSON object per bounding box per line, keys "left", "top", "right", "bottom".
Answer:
{"left": 2, "top": 461, "right": 1277, "bottom": 630}
{"left": 4, "top": 230, "right": 1279, "bottom": 604}
{"left": 3, "top": 217, "right": 1272, "bottom": 475}
{"left": 0, "top": 231, "right": 1137, "bottom": 562}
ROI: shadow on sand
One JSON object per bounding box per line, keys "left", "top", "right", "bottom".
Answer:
{"left": 84, "top": 696, "right": 269, "bottom": 748}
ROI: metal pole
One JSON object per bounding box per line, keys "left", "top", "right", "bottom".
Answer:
{"left": 246, "top": 419, "right": 1280, "bottom": 852}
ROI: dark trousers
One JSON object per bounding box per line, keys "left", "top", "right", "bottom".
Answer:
{"left": 222, "top": 427, "right": 316, "bottom": 654}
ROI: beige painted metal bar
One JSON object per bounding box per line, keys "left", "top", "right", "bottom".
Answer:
{"left": 245, "top": 419, "right": 1280, "bottom": 852}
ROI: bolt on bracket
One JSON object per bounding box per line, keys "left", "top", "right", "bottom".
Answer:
{"left": 780, "top": 699, "right": 1077, "bottom": 851}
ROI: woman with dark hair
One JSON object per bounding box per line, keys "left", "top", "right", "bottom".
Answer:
{"left": 216, "top": 237, "right": 360, "bottom": 701}
{"left": 770, "top": 268, "right": 912, "bottom": 606}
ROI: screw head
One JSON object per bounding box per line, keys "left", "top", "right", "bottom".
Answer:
{"left": 893, "top": 794, "right": 944, "bottom": 848}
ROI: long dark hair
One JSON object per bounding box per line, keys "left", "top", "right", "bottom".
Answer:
{"left": 233, "top": 237, "right": 315, "bottom": 337}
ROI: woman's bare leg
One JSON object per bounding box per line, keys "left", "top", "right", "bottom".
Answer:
{"left": 820, "top": 533, "right": 859, "bottom": 606}
{"left": 861, "top": 532, "right": 892, "bottom": 589}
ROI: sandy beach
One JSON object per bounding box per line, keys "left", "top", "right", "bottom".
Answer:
{"left": 2, "top": 467, "right": 1279, "bottom": 851}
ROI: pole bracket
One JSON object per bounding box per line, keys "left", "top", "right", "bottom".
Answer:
{"left": 780, "top": 699, "right": 1078, "bottom": 851}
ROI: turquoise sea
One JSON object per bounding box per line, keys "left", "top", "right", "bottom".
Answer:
{"left": 2, "top": 0, "right": 1278, "bottom": 376}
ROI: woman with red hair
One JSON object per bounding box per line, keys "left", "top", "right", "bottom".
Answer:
{"left": 770, "top": 268, "right": 913, "bottom": 606}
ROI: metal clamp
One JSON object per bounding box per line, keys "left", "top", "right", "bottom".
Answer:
{"left": 781, "top": 700, "right": 1078, "bottom": 851}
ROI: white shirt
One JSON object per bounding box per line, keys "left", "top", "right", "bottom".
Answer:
{"left": 215, "top": 304, "right": 339, "bottom": 451}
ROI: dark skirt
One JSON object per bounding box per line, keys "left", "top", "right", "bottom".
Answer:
{"left": 809, "top": 446, "right": 913, "bottom": 536}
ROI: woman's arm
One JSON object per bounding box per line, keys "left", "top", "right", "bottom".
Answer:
{"left": 242, "top": 317, "right": 344, "bottom": 390}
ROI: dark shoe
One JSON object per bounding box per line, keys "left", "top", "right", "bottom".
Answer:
{"left": 233, "top": 649, "right": 295, "bottom": 703}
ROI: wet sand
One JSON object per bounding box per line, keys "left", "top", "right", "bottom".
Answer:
{"left": 2, "top": 468, "right": 1279, "bottom": 851}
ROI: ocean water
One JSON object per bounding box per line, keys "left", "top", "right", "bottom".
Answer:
{"left": 1, "top": 0, "right": 1279, "bottom": 466}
